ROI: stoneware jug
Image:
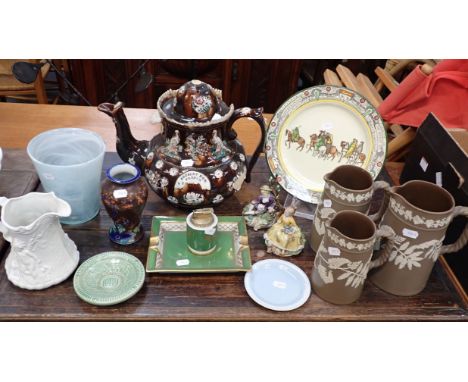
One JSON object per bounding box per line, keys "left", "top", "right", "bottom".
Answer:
{"left": 310, "top": 165, "right": 389, "bottom": 252}
{"left": 0, "top": 192, "right": 79, "bottom": 290}
{"left": 98, "top": 79, "right": 266, "bottom": 209}
{"left": 369, "top": 180, "right": 468, "bottom": 296}
{"left": 311, "top": 210, "right": 395, "bottom": 305}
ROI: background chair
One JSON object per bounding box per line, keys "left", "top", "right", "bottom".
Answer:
{"left": 323, "top": 59, "right": 437, "bottom": 162}
{"left": 0, "top": 59, "right": 51, "bottom": 103}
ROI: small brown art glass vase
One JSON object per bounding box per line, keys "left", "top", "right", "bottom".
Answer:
{"left": 101, "top": 163, "right": 148, "bottom": 245}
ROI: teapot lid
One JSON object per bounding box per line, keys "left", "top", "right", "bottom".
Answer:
{"left": 157, "top": 80, "right": 234, "bottom": 126}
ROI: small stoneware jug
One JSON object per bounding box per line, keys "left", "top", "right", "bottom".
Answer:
{"left": 311, "top": 210, "right": 395, "bottom": 305}
{"left": 186, "top": 208, "right": 218, "bottom": 255}
{"left": 310, "top": 165, "right": 389, "bottom": 252}
{"left": 370, "top": 180, "right": 468, "bottom": 296}
{"left": 0, "top": 192, "right": 79, "bottom": 290}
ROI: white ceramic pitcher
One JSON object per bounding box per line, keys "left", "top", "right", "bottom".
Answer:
{"left": 0, "top": 192, "right": 80, "bottom": 290}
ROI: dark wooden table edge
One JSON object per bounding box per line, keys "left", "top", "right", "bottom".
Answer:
{"left": 2, "top": 313, "right": 462, "bottom": 322}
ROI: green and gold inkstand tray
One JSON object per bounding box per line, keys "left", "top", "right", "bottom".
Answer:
{"left": 146, "top": 216, "right": 252, "bottom": 273}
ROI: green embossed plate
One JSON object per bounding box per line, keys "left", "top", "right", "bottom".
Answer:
{"left": 265, "top": 85, "right": 387, "bottom": 204}
{"left": 73, "top": 251, "right": 145, "bottom": 306}
{"left": 146, "top": 216, "right": 252, "bottom": 273}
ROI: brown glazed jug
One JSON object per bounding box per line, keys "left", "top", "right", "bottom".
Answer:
{"left": 311, "top": 210, "right": 395, "bottom": 305}
{"left": 310, "top": 165, "right": 390, "bottom": 252}
{"left": 369, "top": 180, "right": 468, "bottom": 296}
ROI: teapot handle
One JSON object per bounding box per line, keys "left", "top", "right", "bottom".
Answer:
{"left": 226, "top": 107, "right": 266, "bottom": 183}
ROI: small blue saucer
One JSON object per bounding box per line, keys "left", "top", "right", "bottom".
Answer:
{"left": 244, "top": 259, "right": 311, "bottom": 311}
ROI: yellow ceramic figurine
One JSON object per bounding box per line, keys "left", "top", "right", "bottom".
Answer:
{"left": 264, "top": 206, "right": 305, "bottom": 257}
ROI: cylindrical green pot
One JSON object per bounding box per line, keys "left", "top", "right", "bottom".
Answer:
{"left": 186, "top": 211, "right": 218, "bottom": 255}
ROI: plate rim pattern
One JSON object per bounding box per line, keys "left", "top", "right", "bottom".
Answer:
{"left": 265, "top": 85, "right": 387, "bottom": 203}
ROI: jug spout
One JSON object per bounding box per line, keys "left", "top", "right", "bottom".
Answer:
{"left": 1, "top": 192, "right": 72, "bottom": 231}
{"left": 97, "top": 101, "right": 150, "bottom": 171}
{"left": 50, "top": 192, "right": 72, "bottom": 218}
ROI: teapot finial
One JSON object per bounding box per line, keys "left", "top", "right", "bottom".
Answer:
{"left": 174, "top": 80, "right": 219, "bottom": 122}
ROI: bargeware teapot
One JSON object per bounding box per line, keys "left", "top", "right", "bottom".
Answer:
{"left": 98, "top": 80, "right": 266, "bottom": 208}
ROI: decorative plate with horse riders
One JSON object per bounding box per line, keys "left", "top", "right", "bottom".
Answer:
{"left": 265, "top": 85, "right": 387, "bottom": 204}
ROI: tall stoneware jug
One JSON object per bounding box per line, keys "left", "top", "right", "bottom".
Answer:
{"left": 0, "top": 192, "right": 80, "bottom": 290}
{"left": 369, "top": 180, "right": 468, "bottom": 296}
{"left": 311, "top": 210, "right": 395, "bottom": 304}
{"left": 310, "top": 165, "right": 389, "bottom": 252}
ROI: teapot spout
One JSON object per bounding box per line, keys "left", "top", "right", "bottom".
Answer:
{"left": 97, "top": 101, "right": 149, "bottom": 170}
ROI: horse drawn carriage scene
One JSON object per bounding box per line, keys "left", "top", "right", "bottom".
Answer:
{"left": 284, "top": 126, "right": 366, "bottom": 166}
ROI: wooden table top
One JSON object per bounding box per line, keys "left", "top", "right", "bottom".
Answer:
{"left": 0, "top": 149, "right": 466, "bottom": 321}
{"left": 0, "top": 102, "right": 266, "bottom": 155}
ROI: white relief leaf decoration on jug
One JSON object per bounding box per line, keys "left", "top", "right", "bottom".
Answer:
{"left": 337, "top": 262, "right": 368, "bottom": 288}
{"left": 385, "top": 228, "right": 442, "bottom": 270}
{"left": 337, "top": 271, "right": 351, "bottom": 280}
{"left": 315, "top": 245, "right": 369, "bottom": 288}
{"left": 327, "top": 257, "right": 350, "bottom": 269}
{"left": 347, "top": 261, "right": 361, "bottom": 271}
{"left": 352, "top": 276, "right": 362, "bottom": 288}
{"left": 406, "top": 253, "right": 423, "bottom": 270}
{"left": 389, "top": 198, "right": 451, "bottom": 228}
{"left": 345, "top": 274, "right": 355, "bottom": 287}
{"left": 400, "top": 241, "right": 410, "bottom": 251}
{"left": 314, "top": 207, "right": 335, "bottom": 236}
{"left": 356, "top": 263, "right": 363, "bottom": 273}
{"left": 425, "top": 219, "right": 434, "bottom": 228}
{"left": 317, "top": 263, "right": 334, "bottom": 284}
{"left": 424, "top": 240, "right": 443, "bottom": 262}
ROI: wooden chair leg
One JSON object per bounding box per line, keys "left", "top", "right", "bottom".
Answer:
{"left": 336, "top": 64, "right": 359, "bottom": 91}
{"left": 323, "top": 69, "right": 343, "bottom": 86}
{"left": 34, "top": 72, "right": 48, "bottom": 104}
{"left": 387, "top": 127, "right": 416, "bottom": 157}
{"left": 356, "top": 73, "right": 383, "bottom": 108}
{"left": 389, "top": 124, "right": 404, "bottom": 135}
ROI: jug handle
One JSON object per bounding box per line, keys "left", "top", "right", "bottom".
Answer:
{"left": 0, "top": 197, "right": 8, "bottom": 236}
{"left": 439, "top": 206, "right": 468, "bottom": 255}
{"left": 368, "top": 181, "right": 391, "bottom": 223}
{"left": 226, "top": 107, "right": 266, "bottom": 183}
{"left": 369, "top": 225, "right": 397, "bottom": 270}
